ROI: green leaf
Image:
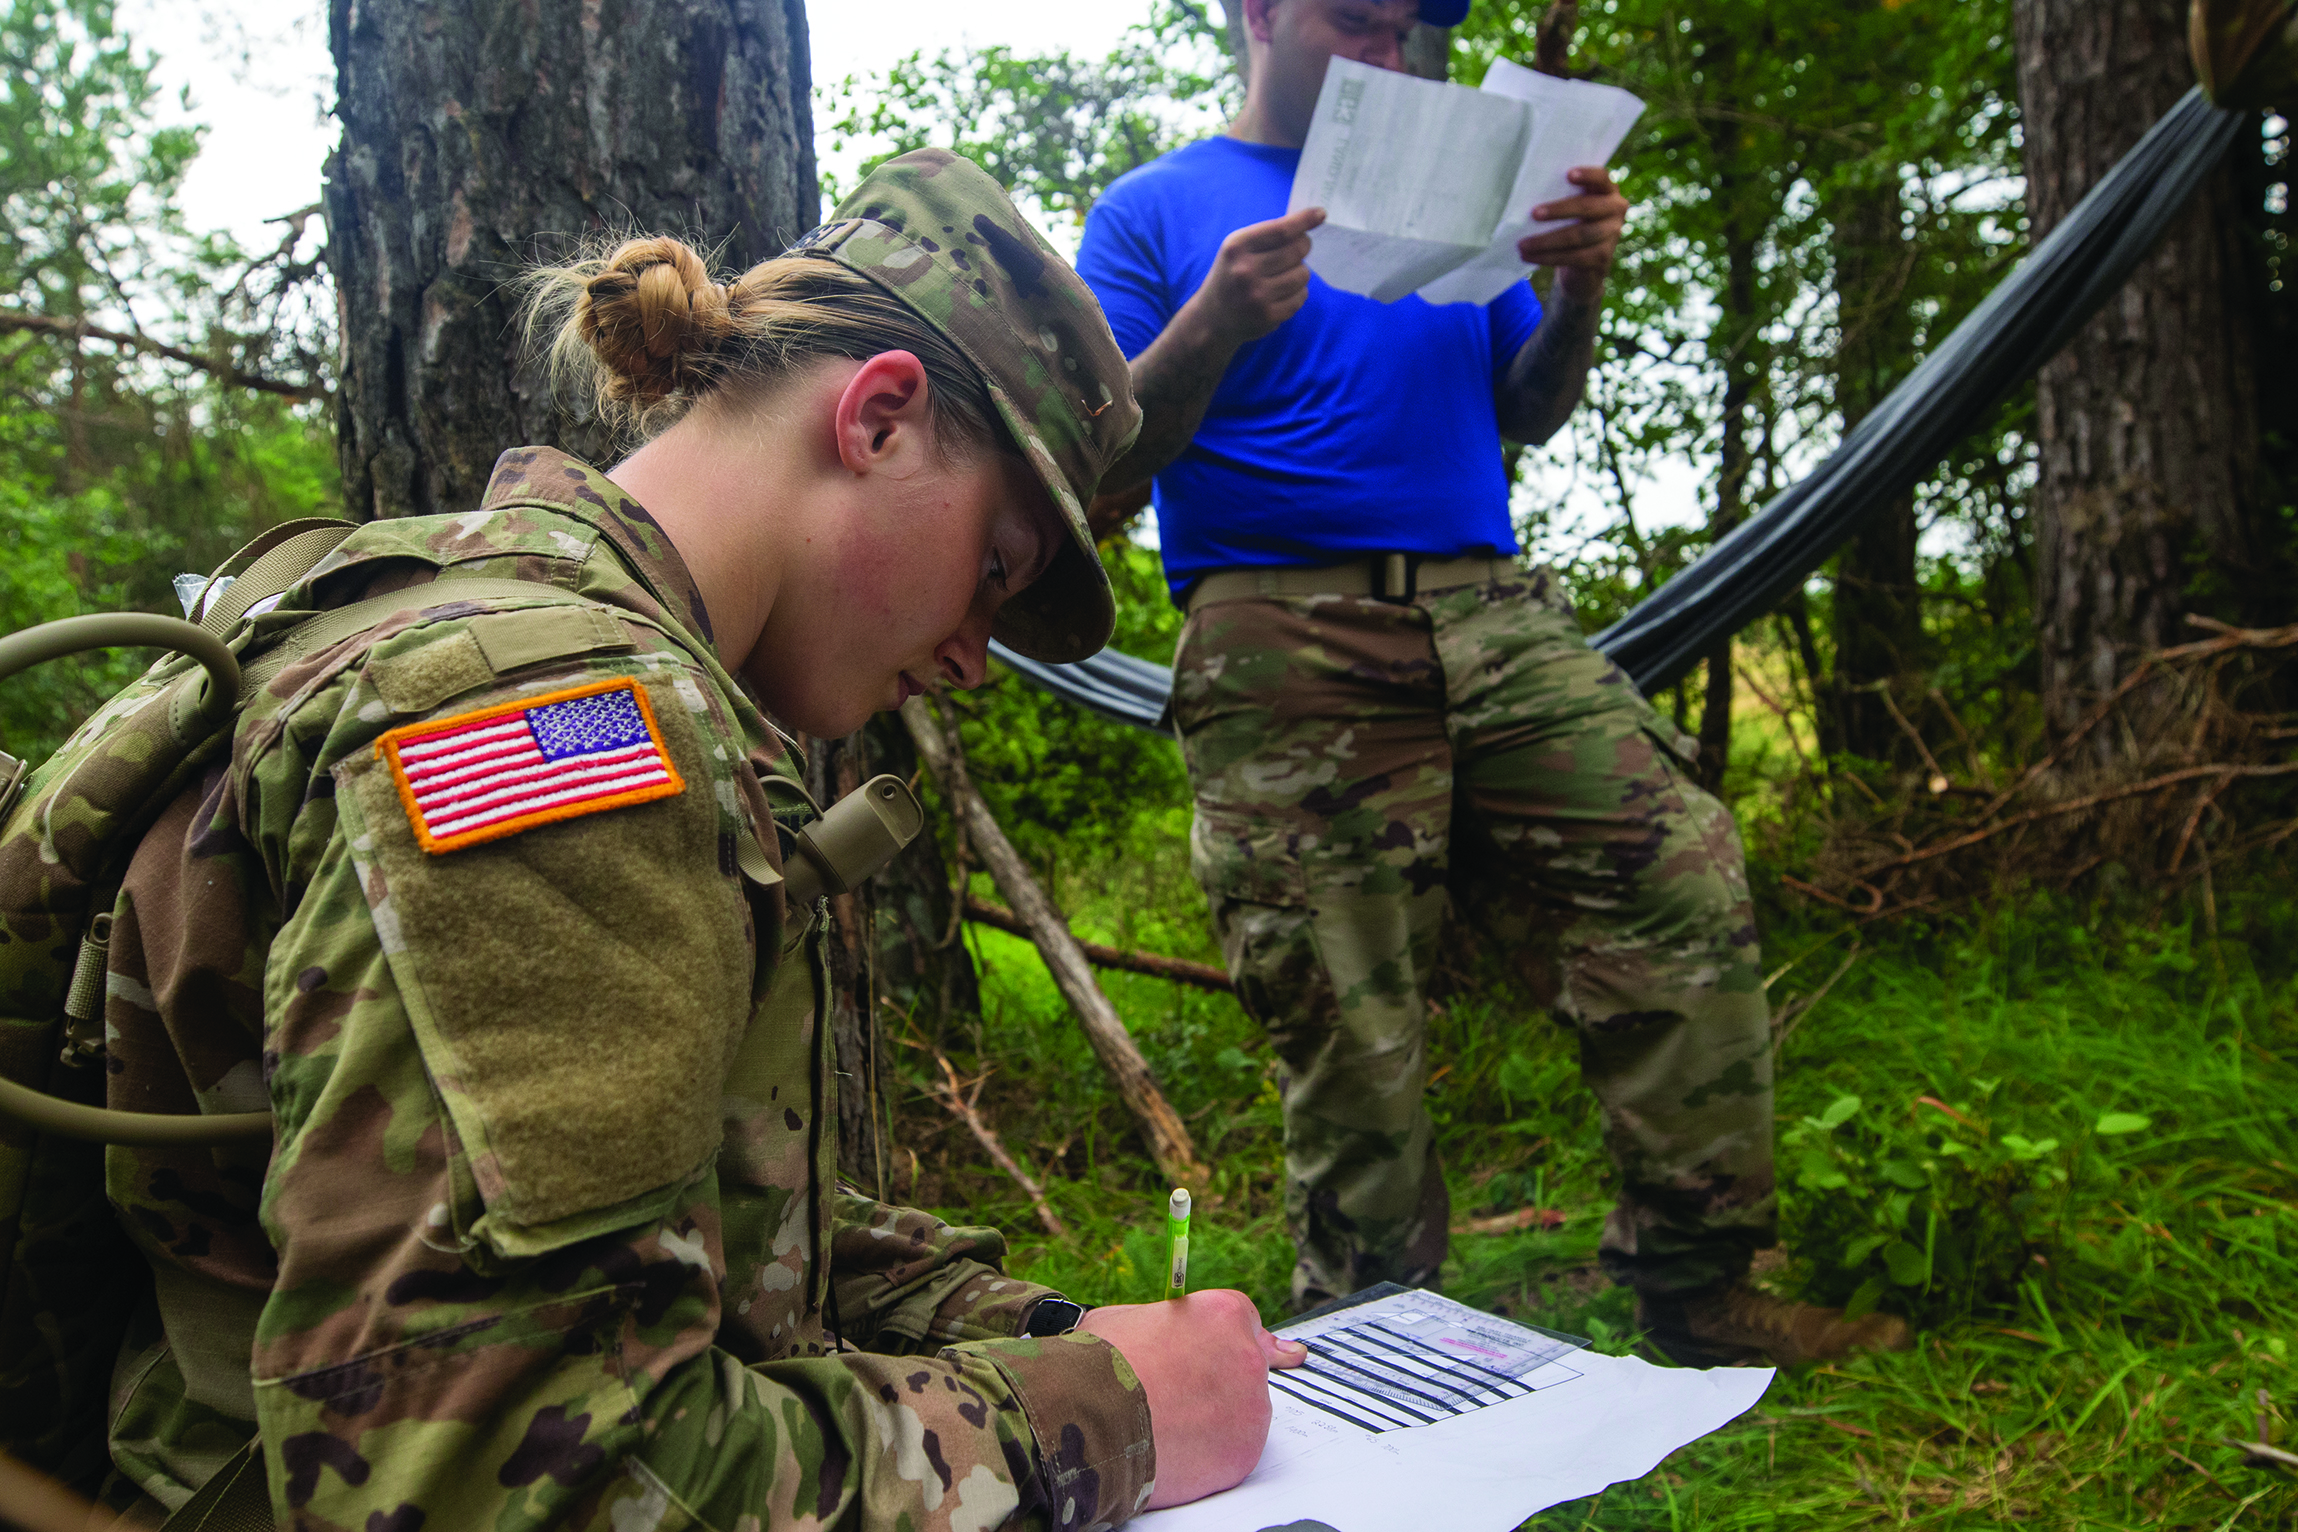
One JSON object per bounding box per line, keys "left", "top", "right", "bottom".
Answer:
{"left": 1881, "top": 1160, "right": 1929, "bottom": 1190}
{"left": 2093, "top": 1113, "right": 2152, "bottom": 1136}
{"left": 2000, "top": 1134, "right": 2060, "bottom": 1161}
{"left": 1884, "top": 1239, "right": 1930, "bottom": 1286}
{"left": 1818, "top": 1094, "right": 1863, "bottom": 1130}
{"left": 1844, "top": 1274, "right": 1890, "bottom": 1320}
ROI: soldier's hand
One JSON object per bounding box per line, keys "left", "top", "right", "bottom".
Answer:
{"left": 1517, "top": 165, "right": 1629, "bottom": 302}
{"left": 1186, "top": 206, "right": 1326, "bottom": 352}
{"left": 1077, "top": 1289, "right": 1308, "bottom": 1508}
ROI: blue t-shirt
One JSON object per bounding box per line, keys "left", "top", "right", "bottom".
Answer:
{"left": 1076, "top": 136, "right": 1542, "bottom": 595}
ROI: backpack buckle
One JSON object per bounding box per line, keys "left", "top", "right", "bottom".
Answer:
{"left": 1377, "top": 553, "right": 1421, "bottom": 603}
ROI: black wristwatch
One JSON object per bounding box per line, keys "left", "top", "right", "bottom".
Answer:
{"left": 1023, "top": 1297, "right": 1089, "bottom": 1337}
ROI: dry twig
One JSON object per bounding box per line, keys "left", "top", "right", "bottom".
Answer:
{"left": 1452, "top": 1206, "right": 1566, "bottom": 1236}
{"left": 963, "top": 897, "right": 1233, "bottom": 993}
{"left": 927, "top": 1051, "right": 1066, "bottom": 1237}
{"left": 902, "top": 696, "right": 1209, "bottom": 1187}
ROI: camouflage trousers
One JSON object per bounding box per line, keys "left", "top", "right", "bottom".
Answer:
{"left": 1172, "top": 565, "right": 1777, "bottom": 1308}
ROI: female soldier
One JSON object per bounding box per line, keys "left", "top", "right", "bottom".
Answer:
{"left": 73, "top": 150, "right": 1298, "bottom": 1530}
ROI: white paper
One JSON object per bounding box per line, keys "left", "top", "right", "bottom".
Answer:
{"left": 1135, "top": 1290, "right": 1772, "bottom": 1532}
{"left": 1288, "top": 57, "right": 1646, "bottom": 307}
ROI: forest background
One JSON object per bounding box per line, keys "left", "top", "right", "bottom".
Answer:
{"left": 1, "top": 0, "right": 2294, "bottom": 1525}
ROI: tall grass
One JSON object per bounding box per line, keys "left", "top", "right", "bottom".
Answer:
{"left": 887, "top": 857, "right": 2297, "bottom": 1528}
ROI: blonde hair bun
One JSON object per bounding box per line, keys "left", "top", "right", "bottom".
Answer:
{"left": 576, "top": 237, "right": 735, "bottom": 404}
{"left": 525, "top": 232, "right": 1002, "bottom": 451}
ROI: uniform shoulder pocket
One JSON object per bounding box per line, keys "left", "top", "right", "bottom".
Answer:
{"left": 333, "top": 662, "right": 753, "bottom": 1258}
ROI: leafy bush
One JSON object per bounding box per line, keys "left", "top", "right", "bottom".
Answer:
{"left": 1780, "top": 1084, "right": 2167, "bottom": 1329}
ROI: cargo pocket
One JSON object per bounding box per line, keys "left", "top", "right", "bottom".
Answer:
{"left": 1188, "top": 807, "right": 1330, "bottom": 1050}
{"left": 1634, "top": 722, "right": 1755, "bottom": 909}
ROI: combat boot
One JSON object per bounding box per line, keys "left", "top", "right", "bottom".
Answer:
{"left": 1636, "top": 1284, "right": 1912, "bottom": 1369}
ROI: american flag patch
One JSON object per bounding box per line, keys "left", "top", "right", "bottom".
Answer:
{"left": 377, "top": 678, "right": 685, "bottom": 854}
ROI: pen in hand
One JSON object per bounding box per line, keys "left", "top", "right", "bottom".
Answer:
{"left": 1167, "top": 1187, "right": 1191, "bottom": 1298}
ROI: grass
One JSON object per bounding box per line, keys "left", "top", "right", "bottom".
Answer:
{"left": 882, "top": 840, "right": 2298, "bottom": 1529}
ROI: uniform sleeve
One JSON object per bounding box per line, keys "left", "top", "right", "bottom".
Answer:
{"left": 1076, "top": 189, "right": 1176, "bottom": 361}
{"left": 242, "top": 647, "right": 1155, "bottom": 1532}
{"left": 830, "top": 1190, "right": 1062, "bottom": 1348}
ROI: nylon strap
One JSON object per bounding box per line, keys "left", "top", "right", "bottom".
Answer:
{"left": 236, "top": 579, "right": 586, "bottom": 703}
{"left": 190, "top": 517, "right": 357, "bottom": 630}
{"left": 157, "top": 1440, "right": 270, "bottom": 1532}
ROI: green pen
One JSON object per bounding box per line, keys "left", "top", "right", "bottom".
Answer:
{"left": 1166, "top": 1187, "right": 1191, "bottom": 1298}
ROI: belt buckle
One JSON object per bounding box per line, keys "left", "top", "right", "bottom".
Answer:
{"left": 1376, "top": 553, "right": 1420, "bottom": 603}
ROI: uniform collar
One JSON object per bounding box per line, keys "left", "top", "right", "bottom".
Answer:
{"left": 478, "top": 446, "right": 717, "bottom": 649}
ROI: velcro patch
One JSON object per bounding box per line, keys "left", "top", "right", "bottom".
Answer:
{"left": 377, "top": 677, "right": 685, "bottom": 854}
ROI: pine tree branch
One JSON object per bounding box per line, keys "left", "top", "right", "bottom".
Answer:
{"left": 0, "top": 310, "right": 326, "bottom": 401}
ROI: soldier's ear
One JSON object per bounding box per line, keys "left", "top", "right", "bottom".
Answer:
{"left": 833, "top": 351, "right": 932, "bottom": 470}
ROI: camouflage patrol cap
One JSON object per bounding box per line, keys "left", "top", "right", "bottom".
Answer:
{"left": 788, "top": 149, "right": 1142, "bottom": 665}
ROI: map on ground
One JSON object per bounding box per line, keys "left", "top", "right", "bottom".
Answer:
{"left": 1268, "top": 1292, "right": 1585, "bottom": 1433}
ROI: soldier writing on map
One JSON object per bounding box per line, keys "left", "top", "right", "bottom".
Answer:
{"left": 2, "top": 151, "right": 1301, "bottom": 1530}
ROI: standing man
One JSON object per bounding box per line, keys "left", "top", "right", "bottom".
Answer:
{"left": 1075, "top": 0, "right": 1909, "bottom": 1367}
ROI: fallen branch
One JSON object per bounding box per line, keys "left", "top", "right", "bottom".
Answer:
{"left": 0, "top": 309, "right": 326, "bottom": 400}
{"left": 903, "top": 696, "right": 1209, "bottom": 1188}
{"left": 2226, "top": 1438, "right": 2298, "bottom": 1470}
{"left": 1972, "top": 621, "right": 2298, "bottom": 823}
{"left": 1851, "top": 761, "right": 2298, "bottom": 883}
{"left": 1452, "top": 1206, "right": 1566, "bottom": 1236}
{"left": 964, "top": 896, "right": 1234, "bottom": 993}
{"left": 928, "top": 1052, "right": 1065, "bottom": 1237}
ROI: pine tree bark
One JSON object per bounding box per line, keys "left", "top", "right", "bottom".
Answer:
{"left": 2013, "top": 0, "right": 2262, "bottom": 754}
{"left": 326, "top": 0, "right": 817, "bottom": 522}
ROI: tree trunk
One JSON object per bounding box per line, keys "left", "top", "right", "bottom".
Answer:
{"left": 1825, "top": 177, "right": 1926, "bottom": 764}
{"left": 1696, "top": 35, "right": 1765, "bottom": 795}
{"left": 2013, "top": 0, "right": 2262, "bottom": 755}
{"left": 322, "top": 0, "right": 895, "bottom": 1172}
{"left": 326, "top": 0, "right": 818, "bottom": 522}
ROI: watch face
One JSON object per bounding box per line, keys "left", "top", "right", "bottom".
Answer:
{"left": 1026, "top": 1298, "right": 1087, "bottom": 1337}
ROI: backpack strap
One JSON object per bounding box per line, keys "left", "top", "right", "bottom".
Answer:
{"left": 0, "top": 578, "right": 598, "bottom": 1149}
{"left": 158, "top": 1439, "right": 270, "bottom": 1532}
{"left": 198, "top": 521, "right": 359, "bottom": 635}
{"left": 235, "top": 578, "right": 580, "bottom": 703}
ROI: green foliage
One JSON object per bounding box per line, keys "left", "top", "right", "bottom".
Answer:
{"left": 1777, "top": 1085, "right": 2064, "bottom": 1328}
{"left": 818, "top": 0, "right": 1238, "bottom": 225}
{"left": 1454, "top": 2, "right": 2030, "bottom": 617}
{"left": 0, "top": 0, "right": 337, "bottom": 761}
{"left": 941, "top": 539, "right": 1191, "bottom": 886}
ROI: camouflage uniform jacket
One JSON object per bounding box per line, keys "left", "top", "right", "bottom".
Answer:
{"left": 99, "top": 447, "right": 1154, "bottom": 1530}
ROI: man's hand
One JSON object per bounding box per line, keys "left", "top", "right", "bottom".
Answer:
{"left": 1102, "top": 206, "right": 1327, "bottom": 494}
{"left": 1077, "top": 1290, "right": 1309, "bottom": 1509}
{"left": 1184, "top": 205, "right": 1327, "bottom": 351}
{"left": 1517, "top": 165, "right": 1629, "bottom": 302}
